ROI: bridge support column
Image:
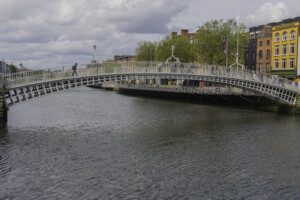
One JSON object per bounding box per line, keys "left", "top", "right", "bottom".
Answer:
{"left": 0, "top": 74, "right": 7, "bottom": 122}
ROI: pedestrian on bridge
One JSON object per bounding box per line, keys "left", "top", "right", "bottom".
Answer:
{"left": 72, "top": 63, "right": 78, "bottom": 76}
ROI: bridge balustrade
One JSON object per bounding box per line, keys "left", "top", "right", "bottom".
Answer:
{"left": 2, "top": 61, "right": 298, "bottom": 92}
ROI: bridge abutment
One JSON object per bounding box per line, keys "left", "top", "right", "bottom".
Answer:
{"left": 279, "top": 93, "right": 300, "bottom": 114}
{"left": 0, "top": 74, "right": 7, "bottom": 122}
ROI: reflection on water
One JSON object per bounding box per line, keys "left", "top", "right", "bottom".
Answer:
{"left": 0, "top": 87, "right": 299, "bottom": 199}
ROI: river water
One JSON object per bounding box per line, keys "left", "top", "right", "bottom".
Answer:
{"left": 0, "top": 87, "right": 299, "bottom": 199}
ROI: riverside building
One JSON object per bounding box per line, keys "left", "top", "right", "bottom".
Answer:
{"left": 271, "top": 19, "right": 300, "bottom": 81}
{"left": 246, "top": 25, "right": 273, "bottom": 74}
{"left": 170, "top": 29, "right": 196, "bottom": 44}
{"left": 256, "top": 26, "right": 272, "bottom": 75}
{"left": 246, "top": 16, "right": 300, "bottom": 82}
{"left": 245, "top": 26, "right": 262, "bottom": 72}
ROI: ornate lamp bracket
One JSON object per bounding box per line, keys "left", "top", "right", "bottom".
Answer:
{"left": 165, "top": 45, "right": 180, "bottom": 64}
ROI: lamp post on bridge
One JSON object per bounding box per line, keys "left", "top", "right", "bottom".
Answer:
{"left": 165, "top": 45, "right": 180, "bottom": 64}
{"left": 92, "top": 44, "right": 97, "bottom": 63}
{"left": 229, "top": 16, "right": 245, "bottom": 71}
{"left": 164, "top": 45, "right": 181, "bottom": 86}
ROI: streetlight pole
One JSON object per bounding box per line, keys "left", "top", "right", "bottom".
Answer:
{"left": 165, "top": 45, "right": 180, "bottom": 64}
{"left": 224, "top": 36, "right": 229, "bottom": 68}
{"left": 155, "top": 44, "right": 158, "bottom": 67}
{"left": 229, "top": 16, "right": 245, "bottom": 70}
{"left": 92, "top": 44, "right": 97, "bottom": 63}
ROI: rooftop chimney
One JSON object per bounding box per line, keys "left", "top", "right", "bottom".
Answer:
{"left": 171, "top": 32, "right": 177, "bottom": 38}
{"left": 181, "top": 29, "right": 189, "bottom": 36}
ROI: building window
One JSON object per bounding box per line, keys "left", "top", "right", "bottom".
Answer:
{"left": 275, "top": 33, "right": 280, "bottom": 42}
{"left": 290, "top": 58, "right": 295, "bottom": 68}
{"left": 266, "top": 49, "right": 270, "bottom": 59}
{"left": 283, "top": 32, "right": 287, "bottom": 41}
{"left": 266, "top": 63, "right": 270, "bottom": 72}
{"left": 258, "top": 63, "right": 262, "bottom": 73}
{"left": 252, "top": 52, "right": 255, "bottom": 59}
{"left": 259, "top": 41, "right": 263, "bottom": 46}
{"left": 267, "top": 40, "right": 270, "bottom": 46}
{"left": 282, "top": 59, "right": 286, "bottom": 69}
{"left": 258, "top": 50, "right": 263, "bottom": 59}
{"left": 290, "top": 44, "right": 295, "bottom": 54}
{"left": 275, "top": 45, "right": 279, "bottom": 56}
{"left": 275, "top": 59, "right": 279, "bottom": 69}
{"left": 291, "top": 31, "right": 296, "bottom": 40}
{"left": 283, "top": 44, "right": 287, "bottom": 55}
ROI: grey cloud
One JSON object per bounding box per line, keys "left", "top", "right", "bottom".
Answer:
{"left": 0, "top": 0, "right": 299, "bottom": 68}
{"left": 242, "top": 2, "right": 291, "bottom": 27}
{"left": 0, "top": 0, "right": 183, "bottom": 67}
{"left": 105, "top": 0, "right": 189, "bottom": 34}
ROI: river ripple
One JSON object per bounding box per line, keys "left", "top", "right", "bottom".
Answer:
{"left": 0, "top": 87, "right": 299, "bottom": 199}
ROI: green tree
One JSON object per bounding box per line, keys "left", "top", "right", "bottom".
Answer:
{"left": 156, "top": 37, "right": 173, "bottom": 62}
{"left": 7, "top": 64, "right": 18, "bottom": 73}
{"left": 156, "top": 35, "right": 195, "bottom": 63}
{"left": 135, "top": 18, "right": 249, "bottom": 66}
{"left": 135, "top": 41, "right": 157, "bottom": 61}
{"left": 195, "top": 19, "right": 248, "bottom": 65}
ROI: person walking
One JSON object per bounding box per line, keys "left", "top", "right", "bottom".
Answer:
{"left": 72, "top": 63, "right": 78, "bottom": 76}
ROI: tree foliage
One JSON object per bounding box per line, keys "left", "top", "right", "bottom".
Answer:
{"left": 135, "top": 19, "right": 249, "bottom": 66}
{"left": 195, "top": 19, "right": 248, "bottom": 65}
{"left": 135, "top": 41, "right": 156, "bottom": 61}
{"left": 7, "top": 64, "right": 18, "bottom": 73}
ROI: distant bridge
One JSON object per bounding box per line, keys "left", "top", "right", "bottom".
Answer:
{"left": 0, "top": 61, "right": 299, "bottom": 119}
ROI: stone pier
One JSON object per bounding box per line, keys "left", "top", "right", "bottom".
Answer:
{"left": 0, "top": 74, "right": 7, "bottom": 122}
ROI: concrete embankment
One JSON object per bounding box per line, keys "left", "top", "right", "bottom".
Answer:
{"left": 279, "top": 93, "right": 300, "bottom": 114}
{"left": 89, "top": 82, "right": 118, "bottom": 91}
{"left": 89, "top": 81, "right": 300, "bottom": 114}
{"left": 117, "top": 86, "right": 283, "bottom": 113}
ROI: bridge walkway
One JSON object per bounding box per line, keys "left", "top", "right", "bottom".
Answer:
{"left": 1, "top": 62, "right": 299, "bottom": 108}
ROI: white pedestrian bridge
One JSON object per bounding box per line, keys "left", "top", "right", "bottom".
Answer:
{"left": 1, "top": 62, "right": 299, "bottom": 107}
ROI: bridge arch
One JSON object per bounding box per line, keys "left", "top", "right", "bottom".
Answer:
{"left": 2, "top": 63, "right": 299, "bottom": 107}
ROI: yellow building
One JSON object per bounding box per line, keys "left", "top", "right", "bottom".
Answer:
{"left": 271, "top": 21, "right": 300, "bottom": 81}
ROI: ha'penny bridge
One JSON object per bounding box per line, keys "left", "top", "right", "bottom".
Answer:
{"left": 1, "top": 61, "right": 300, "bottom": 121}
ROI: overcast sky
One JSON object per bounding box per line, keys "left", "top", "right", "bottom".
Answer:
{"left": 0, "top": 0, "right": 299, "bottom": 68}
